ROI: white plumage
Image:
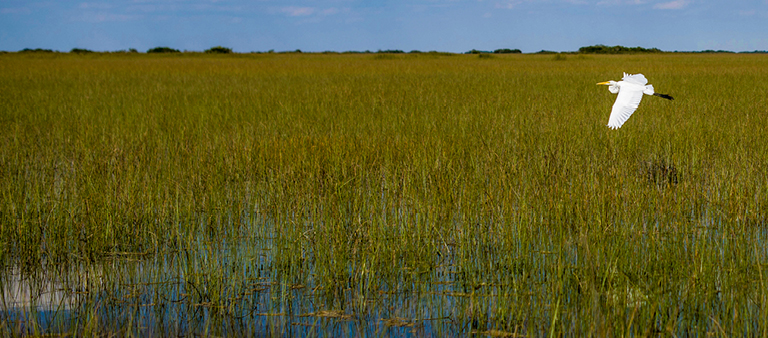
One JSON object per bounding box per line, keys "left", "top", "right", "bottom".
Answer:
{"left": 598, "top": 73, "right": 672, "bottom": 129}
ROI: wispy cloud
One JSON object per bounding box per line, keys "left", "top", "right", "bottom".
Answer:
{"left": 495, "top": 0, "right": 529, "bottom": 9}
{"left": 319, "top": 7, "right": 339, "bottom": 16}
{"left": 281, "top": 6, "right": 314, "bottom": 16}
{"left": 276, "top": 6, "right": 346, "bottom": 18}
{"left": 597, "top": 0, "right": 648, "bottom": 6}
{"left": 496, "top": 0, "right": 588, "bottom": 9}
{"left": 653, "top": 0, "right": 690, "bottom": 9}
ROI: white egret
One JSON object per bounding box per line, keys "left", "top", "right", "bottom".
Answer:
{"left": 598, "top": 73, "right": 673, "bottom": 129}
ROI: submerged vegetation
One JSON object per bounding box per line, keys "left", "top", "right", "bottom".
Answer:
{"left": 1, "top": 52, "right": 768, "bottom": 336}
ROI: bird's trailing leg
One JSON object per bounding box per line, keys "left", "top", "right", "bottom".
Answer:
{"left": 653, "top": 93, "right": 674, "bottom": 100}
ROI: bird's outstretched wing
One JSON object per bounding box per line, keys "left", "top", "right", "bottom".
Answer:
{"left": 606, "top": 84, "right": 645, "bottom": 129}
{"left": 622, "top": 73, "right": 648, "bottom": 86}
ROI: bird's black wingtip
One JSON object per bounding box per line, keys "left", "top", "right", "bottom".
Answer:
{"left": 653, "top": 93, "right": 674, "bottom": 100}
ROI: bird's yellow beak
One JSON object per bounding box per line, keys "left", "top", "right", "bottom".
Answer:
{"left": 596, "top": 81, "right": 611, "bottom": 85}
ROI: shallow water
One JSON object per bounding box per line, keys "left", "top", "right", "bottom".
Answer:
{"left": 2, "top": 259, "right": 491, "bottom": 336}
{"left": 1, "top": 232, "right": 543, "bottom": 336}
{"left": 3, "top": 215, "right": 768, "bottom": 336}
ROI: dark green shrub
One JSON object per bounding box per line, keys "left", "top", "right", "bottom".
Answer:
{"left": 147, "top": 47, "right": 180, "bottom": 53}
{"left": 578, "top": 45, "right": 662, "bottom": 54}
{"left": 19, "top": 48, "right": 55, "bottom": 53}
{"left": 493, "top": 48, "right": 522, "bottom": 54}
{"left": 205, "top": 46, "right": 233, "bottom": 54}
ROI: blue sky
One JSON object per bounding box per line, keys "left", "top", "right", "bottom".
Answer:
{"left": 1, "top": 0, "right": 767, "bottom": 53}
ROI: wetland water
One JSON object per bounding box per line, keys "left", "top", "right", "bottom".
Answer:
{"left": 3, "top": 212, "right": 767, "bottom": 337}
{"left": 2, "top": 225, "right": 515, "bottom": 336}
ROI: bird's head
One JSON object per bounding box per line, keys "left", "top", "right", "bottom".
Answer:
{"left": 597, "top": 80, "right": 620, "bottom": 94}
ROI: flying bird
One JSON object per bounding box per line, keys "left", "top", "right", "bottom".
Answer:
{"left": 598, "top": 73, "right": 673, "bottom": 129}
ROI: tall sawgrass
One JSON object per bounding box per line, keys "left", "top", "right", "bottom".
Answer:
{"left": 1, "top": 52, "right": 767, "bottom": 336}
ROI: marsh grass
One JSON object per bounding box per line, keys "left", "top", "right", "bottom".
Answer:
{"left": 1, "top": 52, "right": 768, "bottom": 336}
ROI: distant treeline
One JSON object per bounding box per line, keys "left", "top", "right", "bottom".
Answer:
{"left": 577, "top": 45, "right": 662, "bottom": 54}
{"left": 7, "top": 45, "right": 768, "bottom": 54}
{"left": 466, "top": 49, "right": 523, "bottom": 54}
{"left": 11, "top": 46, "right": 232, "bottom": 54}
{"left": 576, "top": 45, "right": 767, "bottom": 54}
